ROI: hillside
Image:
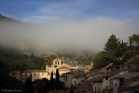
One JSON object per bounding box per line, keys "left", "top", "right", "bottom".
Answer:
{"left": 0, "top": 14, "right": 25, "bottom": 24}
{"left": 0, "top": 46, "right": 45, "bottom": 71}
{"left": 21, "top": 49, "right": 94, "bottom": 66}
{"left": 92, "top": 34, "right": 139, "bottom": 70}
{"left": 0, "top": 14, "right": 92, "bottom": 70}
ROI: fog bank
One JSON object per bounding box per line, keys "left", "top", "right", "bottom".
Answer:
{"left": 0, "top": 17, "right": 139, "bottom": 52}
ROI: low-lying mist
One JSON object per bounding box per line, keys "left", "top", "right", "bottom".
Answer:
{"left": 0, "top": 17, "right": 139, "bottom": 52}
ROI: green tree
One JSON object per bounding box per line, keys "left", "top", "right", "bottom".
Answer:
{"left": 104, "top": 34, "right": 120, "bottom": 51}
{"left": 0, "top": 60, "right": 22, "bottom": 90}
{"left": 50, "top": 71, "right": 54, "bottom": 90}
{"left": 132, "top": 34, "right": 139, "bottom": 45}
{"left": 35, "top": 80, "right": 46, "bottom": 93}
{"left": 134, "top": 44, "right": 139, "bottom": 53}
{"left": 23, "top": 77, "right": 34, "bottom": 93}
{"left": 92, "top": 52, "right": 110, "bottom": 69}
{"left": 122, "top": 50, "right": 138, "bottom": 62}
{"left": 44, "top": 55, "right": 57, "bottom": 67}
{"left": 42, "top": 78, "right": 50, "bottom": 91}
{"left": 128, "top": 36, "right": 134, "bottom": 46}
{"left": 115, "top": 39, "right": 127, "bottom": 58}
{"left": 56, "top": 69, "right": 60, "bottom": 89}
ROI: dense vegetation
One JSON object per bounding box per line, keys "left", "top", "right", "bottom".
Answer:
{"left": 41, "top": 55, "right": 57, "bottom": 70}
{"left": 0, "top": 46, "right": 45, "bottom": 71}
{"left": 23, "top": 69, "right": 65, "bottom": 93}
{"left": 92, "top": 34, "right": 139, "bottom": 70}
{"left": 0, "top": 60, "right": 65, "bottom": 93}
{"left": 57, "top": 52, "right": 92, "bottom": 66}
{"left": 0, "top": 60, "right": 23, "bottom": 91}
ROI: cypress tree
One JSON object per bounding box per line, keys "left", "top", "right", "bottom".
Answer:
{"left": 50, "top": 71, "right": 53, "bottom": 90}
{"left": 56, "top": 69, "right": 60, "bottom": 89}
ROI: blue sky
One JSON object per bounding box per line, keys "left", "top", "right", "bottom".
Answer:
{"left": 0, "top": 0, "right": 139, "bottom": 51}
{"left": 0, "top": 0, "right": 139, "bottom": 23}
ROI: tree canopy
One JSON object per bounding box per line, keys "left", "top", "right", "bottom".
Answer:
{"left": 128, "top": 34, "right": 139, "bottom": 46}
{"left": 0, "top": 60, "right": 22, "bottom": 90}
{"left": 0, "top": 46, "right": 45, "bottom": 71}
{"left": 44, "top": 55, "right": 57, "bottom": 67}
{"left": 104, "top": 34, "right": 120, "bottom": 51}
{"left": 92, "top": 34, "right": 139, "bottom": 70}
{"left": 56, "top": 69, "right": 60, "bottom": 89}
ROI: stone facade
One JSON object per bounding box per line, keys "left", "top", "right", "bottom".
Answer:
{"left": 71, "top": 67, "right": 139, "bottom": 93}
{"left": 10, "top": 58, "right": 79, "bottom": 84}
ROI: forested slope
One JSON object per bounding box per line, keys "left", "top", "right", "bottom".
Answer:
{"left": 0, "top": 46, "right": 45, "bottom": 71}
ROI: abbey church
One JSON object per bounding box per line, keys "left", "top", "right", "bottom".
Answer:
{"left": 10, "top": 58, "right": 79, "bottom": 82}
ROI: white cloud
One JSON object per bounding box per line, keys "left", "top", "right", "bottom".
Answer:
{"left": 21, "top": 0, "right": 94, "bottom": 23}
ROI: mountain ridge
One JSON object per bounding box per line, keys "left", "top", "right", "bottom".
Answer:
{"left": 0, "top": 14, "right": 26, "bottom": 24}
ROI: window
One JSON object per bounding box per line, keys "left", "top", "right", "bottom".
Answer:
{"left": 120, "top": 78, "right": 124, "bottom": 82}
{"left": 119, "top": 83, "right": 123, "bottom": 86}
{"left": 106, "top": 82, "right": 108, "bottom": 88}
{"left": 42, "top": 73, "right": 44, "bottom": 76}
{"left": 58, "top": 62, "right": 59, "bottom": 64}
{"left": 38, "top": 73, "right": 39, "bottom": 76}
{"left": 34, "top": 73, "right": 36, "bottom": 76}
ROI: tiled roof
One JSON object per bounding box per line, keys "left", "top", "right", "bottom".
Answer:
{"left": 72, "top": 74, "right": 85, "bottom": 78}
{"left": 10, "top": 71, "right": 21, "bottom": 74}
{"left": 123, "top": 74, "right": 139, "bottom": 82}
{"left": 118, "top": 85, "right": 139, "bottom": 91}
{"left": 88, "top": 76, "right": 103, "bottom": 82}
{"left": 103, "top": 69, "right": 128, "bottom": 78}
{"left": 58, "top": 66, "right": 71, "bottom": 69}
{"left": 111, "top": 72, "right": 139, "bottom": 80}
{"left": 66, "top": 72, "right": 72, "bottom": 74}
{"left": 128, "top": 68, "right": 139, "bottom": 72}
{"left": 23, "top": 70, "right": 48, "bottom": 73}
{"left": 79, "top": 75, "right": 103, "bottom": 85}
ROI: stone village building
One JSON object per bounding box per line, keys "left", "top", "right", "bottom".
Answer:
{"left": 71, "top": 67, "right": 139, "bottom": 93}
{"left": 10, "top": 58, "right": 77, "bottom": 80}
{"left": 10, "top": 57, "right": 139, "bottom": 93}
{"left": 10, "top": 58, "right": 84, "bottom": 88}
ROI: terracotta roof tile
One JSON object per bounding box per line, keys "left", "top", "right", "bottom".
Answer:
{"left": 23, "top": 70, "right": 48, "bottom": 73}
{"left": 58, "top": 66, "right": 71, "bottom": 69}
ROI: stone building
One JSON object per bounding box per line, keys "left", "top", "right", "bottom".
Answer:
{"left": 10, "top": 58, "right": 79, "bottom": 84}
{"left": 72, "top": 67, "right": 139, "bottom": 93}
